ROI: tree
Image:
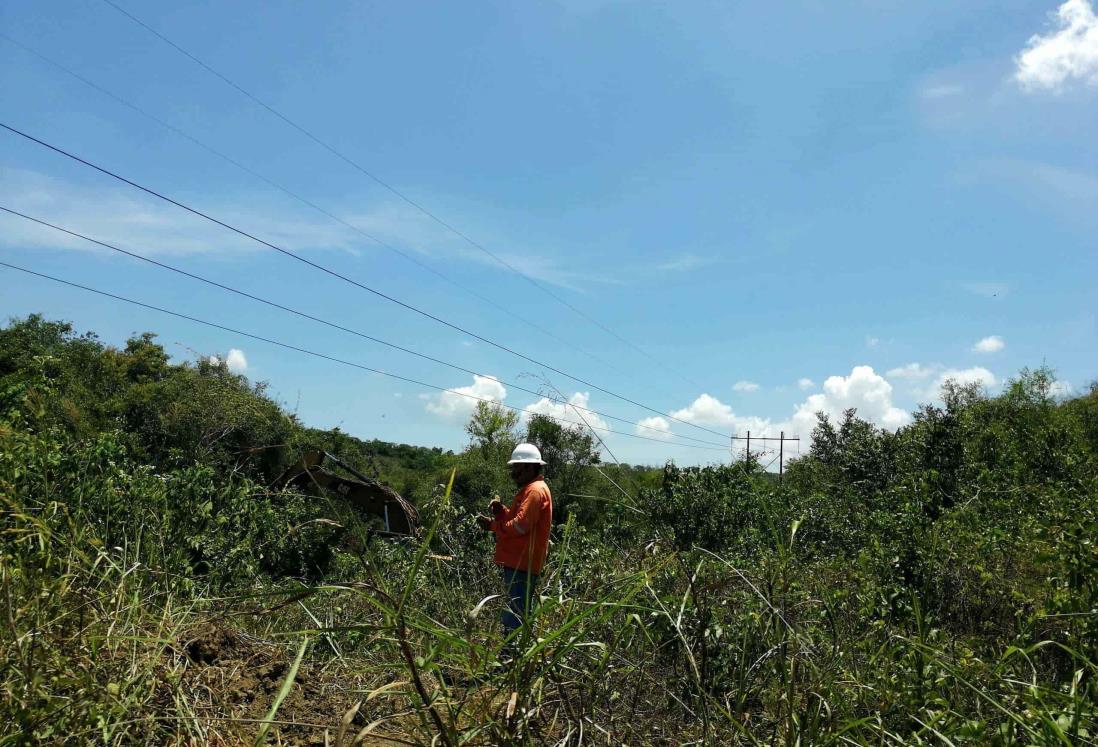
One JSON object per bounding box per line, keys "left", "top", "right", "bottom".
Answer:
{"left": 465, "top": 401, "right": 519, "bottom": 453}
{"left": 525, "top": 414, "right": 601, "bottom": 524}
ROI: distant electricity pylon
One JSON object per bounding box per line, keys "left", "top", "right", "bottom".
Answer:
{"left": 731, "top": 431, "right": 801, "bottom": 484}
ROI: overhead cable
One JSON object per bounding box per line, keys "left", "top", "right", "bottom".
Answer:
{"left": 0, "top": 260, "right": 729, "bottom": 453}
{"left": 0, "top": 206, "right": 725, "bottom": 448}
{"left": 98, "top": 0, "right": 705, "bottom": 392}
{"left": 0, "top": 31, "right": 642, "bottom": 386}
{"left": 0, "top": 122, "right": 731, "bottom": 440}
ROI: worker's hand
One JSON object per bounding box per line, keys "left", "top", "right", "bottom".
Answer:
{"left": 475, "top": 514, "right": 493, "bottom": 531}
{"left": 488, "top": 497, "right": 504, "bottom": 516}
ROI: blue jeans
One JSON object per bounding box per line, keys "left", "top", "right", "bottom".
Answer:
{"left": 500, "top": 566, "right": 539, "bottom": 637}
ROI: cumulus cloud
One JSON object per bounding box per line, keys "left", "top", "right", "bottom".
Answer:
{"left": 225, "top": 349, "right": 248, "bottom": 374}
{"left": 797, "top": 378, "right": 816, "bottom": 391}
{"left": 931, "top": 367, "right": 998, "bottom": 396}
{"left": 1015, "top": 0, "right": 1098, "bottom": 90}
{"left": 524, "top": 391, "right": 608, "bottom": 432}
{"left": 208, "top": 348, "right": 248, "bottom": 373}
{"left": 669, "top": 394, "right": 778, "bottom": 442}
{"left": 973, "top": 335, "right": 1006, "bottom": 353}
{"left": 665, "top": 367, "right": 918, "bottom": 451}
{"left": 886, "top": 362, "right": 937, "bottom": 380}
{"left": 635, "top": 416, "right": 673, "bottom": 440}
{"left": 1049, "top": 380, "right": 1075, "bottom": 398}
{"left": 732, "top": 380, "right": 759, "bottom": 392}
{"left": 791, "top": 366, "right": 910, "bottom": 437}
{"left": 425, "top": 374, "right": 506, "bottom": 420}
{"left": 671, "top": 393, "right": 737, "bottom": 427}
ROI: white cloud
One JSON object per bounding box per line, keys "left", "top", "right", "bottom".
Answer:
{"left": 665, "top": 367, "right": 914, "bottom": 449}
{"left": 797, "top": 378, "right": 815, "bottom": 391}
{"left": 732, "top": 380, "right": 759, "bottom": 392}
{"left": 524, "top": 391, "right": 609, "bottom": 432}
{"left": 670, "top": 394, "right": 777, "bottom": 441}
{"left": 208, "top": 348, "right": 248, "bottom": 373}
{"left": 0, "top": 168, "right": 599, "bottom": 291}
{"left": 972, "top": 335, "right": 1006, "bottom": 353}
{"left": 635, "top": 416, "right": 673, "bottom": 440}
{"left": 791, "top": 366, "right": 910, "bottom": 437}
{"left": 931, "top": 367, "right": 998, "bottom": 395}
{"left": 425, "top": 374, "right": 506, "bottom": 420}
{"left": 886, "top": 362, "right": 937, "bottom": 380}
{"left": 1015, "top": 0, "right": 1098, "bottom": 91}
{"left": 1049, "top": 380, "right": 1075, "bottom": 398}
{"left": 0, "top": 168, "right": 363, "bottom": 257}
{"left": 671, "top": 393, "right": 737, "bottom": 428}
{"left": 225, "top": 348, "right": 248, "bottom": 374}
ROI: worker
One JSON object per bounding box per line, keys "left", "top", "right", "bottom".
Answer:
{"left": 476, "top": 443, "right": 553, "bottom": 643}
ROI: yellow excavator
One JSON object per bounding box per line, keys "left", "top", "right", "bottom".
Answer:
{"left": 274, "top": 450, "right": 419, "bottom": 536}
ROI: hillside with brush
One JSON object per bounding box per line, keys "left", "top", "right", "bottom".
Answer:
{"left": 2, "top": 314, "right": 1096, "bottom": 745}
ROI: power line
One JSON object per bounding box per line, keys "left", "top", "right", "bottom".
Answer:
{"left": 0, "top": 205, "right": 727, "bottom": 449}
{"left": 0, "top": 122, "right": 731, "bottom": 440}
{"left": 0, "top": 260, "right": 729, "bottom": 453}
{"left": 97, "top": 0, "right": 705, "bottom": 392}
{"left": 0, "top": 32, "right": 644, "bottom": 389}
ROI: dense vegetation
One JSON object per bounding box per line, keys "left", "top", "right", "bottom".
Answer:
{"left": 1, "top": 314, "right": 1095, "bottom": 745}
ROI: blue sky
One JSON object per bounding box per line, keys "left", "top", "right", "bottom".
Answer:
{"left": 1, "top": 0, "right": 1095, "bottom": 465}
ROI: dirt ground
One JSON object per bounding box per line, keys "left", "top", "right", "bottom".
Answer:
{"left": 172, "top": 623, "right": 409, "bottom": 746}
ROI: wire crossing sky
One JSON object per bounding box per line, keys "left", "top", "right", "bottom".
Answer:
{"left": 0, "top": 30, "right": 653, "bottom": 394}
{"left": 1, "top": 0, "right": 1093, "bottom": 464}
{"left": 2, "top": 201, "right": 737, "bottom": 450}
{"left": 0, "top": 260, "right": 729, "bottom": 452}
{"left": 98, "top": 0, "right": 703, "bottom": 394}
{"left": 0, "top": 122, "right": 731, "bottom": 440}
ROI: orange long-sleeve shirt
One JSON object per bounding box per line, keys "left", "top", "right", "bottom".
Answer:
{"left": 490, "top": 478, "right": 552, "bottom": 575}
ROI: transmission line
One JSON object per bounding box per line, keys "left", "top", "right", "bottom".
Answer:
{"left": 97, "top": 0, "right": 705, "bottom": 392}
{"left": 0, "top": 260, "right": 728, "bottom": 453}
{"left": 0, "top": 122, "right": 730, "bottom": 440}
{"left": 0, "top": 32, "right": 645, "bottom": 389}
{"left": 0, "top": 206, "right": 726, "bottom": 449}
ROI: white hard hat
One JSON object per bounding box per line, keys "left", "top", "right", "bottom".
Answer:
{"left": 507, "top": 443, "right": 546, "bottom": 465}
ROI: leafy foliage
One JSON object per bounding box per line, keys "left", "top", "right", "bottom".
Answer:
{"left": 1, "top": 314, "right": 1096, "bottom": 745}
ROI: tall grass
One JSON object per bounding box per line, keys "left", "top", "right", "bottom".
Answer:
{"left": 3, "top": 319, "right": 1096, "bottom": 744}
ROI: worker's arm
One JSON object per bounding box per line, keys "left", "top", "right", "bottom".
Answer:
{"left": 491, "top": 489, "right": 543, "bottom": 537}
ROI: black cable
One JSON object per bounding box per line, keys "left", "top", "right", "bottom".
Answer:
{"left": 0, "top": 205, "right": 726, "bottom": 448}
{"left": 98, "top": 0, "right": 706, "bottom": 392}
{"left": 0, "top": 32, "right": 643, "bottom": 388}
{"left": 0, "top": 122, "right": 731, "bottom": 440}
{"left": 0, "top": 260, "right": 729, "bottom": 452}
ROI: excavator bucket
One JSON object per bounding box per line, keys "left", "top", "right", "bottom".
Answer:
{"left": 274, "top": 450, "right": 420, "bottom": 536}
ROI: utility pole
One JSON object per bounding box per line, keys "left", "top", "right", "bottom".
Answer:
{"left": 731, "top": 432, "right": 800, "bottom": 478}
{"left": 779, "top": 430, "right": 784, "bottom": 485}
